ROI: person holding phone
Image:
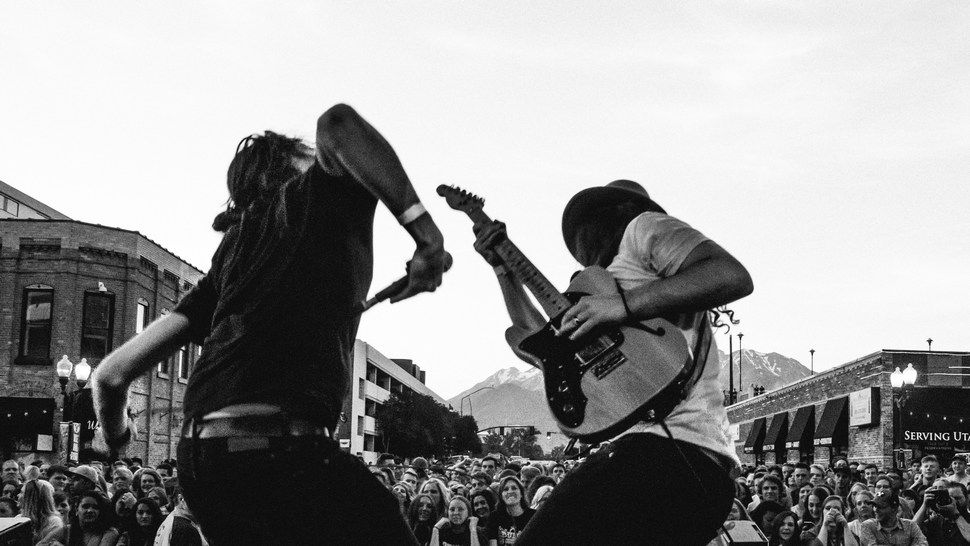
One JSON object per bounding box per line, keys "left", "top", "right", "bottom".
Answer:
{"left": 913, "top": 480, "right": 970, "bottom": 544}
{"left": 859, "top": 490, "right": 928, "bottom": 546}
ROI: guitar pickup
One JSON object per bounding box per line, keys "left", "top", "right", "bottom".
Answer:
{"left": 591, "top": 350, "right": 626, "bottom": 379}
{"left": 573, "top": 334, "right": 619, "bottom": 366}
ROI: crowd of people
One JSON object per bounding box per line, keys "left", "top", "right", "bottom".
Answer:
{"left": 1, "top": 456, "right": 205, "bottom": 545}
{"left": 719, "top": 454, "right": 970, "bottom": 545}
{"left": 2, "top": 451, "right": 970, "bottom": 544}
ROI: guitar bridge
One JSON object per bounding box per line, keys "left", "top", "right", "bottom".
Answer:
{"left": 591, "top": 350, "right": 626, "bottom": 380}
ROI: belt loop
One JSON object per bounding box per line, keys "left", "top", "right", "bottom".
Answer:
{"left": 190, "top": 417, "right": 200, "bottom": 473}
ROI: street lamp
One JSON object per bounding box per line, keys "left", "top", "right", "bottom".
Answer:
{"left": 810, "top": 349, "right": 815, "bottom": 375}
{"left": 56, "top": 355, "right": 73, "bottom": 397}
{"left": 460, "top": 386, "right": 494, "bottom": 416}
{"left": 737, "top": 333, "right": 744, "bottom": 399}
{"left": 890, "top": 363, "right": 918, "bottom": 468}
{"left": 75, "top": 359, "right": 91, "bottom": 388}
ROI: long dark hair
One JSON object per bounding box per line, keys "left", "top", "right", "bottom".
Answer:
{"left": 211, "top": 131, "right": 314, "bottom": 313}
{"left": 68, "top": 491, "right": 115, "bottom": 546}
{"left": 124, "top": 498, "right": 163, "bottom": 546}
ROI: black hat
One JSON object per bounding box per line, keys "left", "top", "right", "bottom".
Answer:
{"left": 561, "top": 180, "right": 665, "bottom": 259}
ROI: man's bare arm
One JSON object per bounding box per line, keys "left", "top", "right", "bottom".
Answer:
{"left": 560, "top": 240, "right": 752, "bottom": 339}
{"left": 316, "top": 103, "right": 446, "bottom": 301}
{"left": 91, "top": 313, "right": 194, "bottom": 442}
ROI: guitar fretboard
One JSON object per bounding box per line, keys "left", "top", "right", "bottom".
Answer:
{"left": 463, "top": 208, "right": 572, "bottom": 319}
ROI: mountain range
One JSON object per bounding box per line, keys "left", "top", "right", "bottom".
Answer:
{"left": 446, "top": 348, "right": 812, "bottom": 452}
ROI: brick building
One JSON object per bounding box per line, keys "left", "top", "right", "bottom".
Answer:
{"left": 728, "top": 349, "right": 970, "bottom": 469}
{"left": 1, "top": 211, "right": 204, "bottom": 465}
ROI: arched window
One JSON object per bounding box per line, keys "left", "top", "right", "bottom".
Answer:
{"left": 18, "top": 284, "right": 54, "bottom": 364}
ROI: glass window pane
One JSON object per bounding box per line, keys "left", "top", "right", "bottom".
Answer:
{"left": 26, "top": 291, "right": 52, "bottom": 321}
{"left": 84, "top": 294, "right": 111, "bottom": 329}
{"left": 81, "top": 335, "right": 109, "bottom": 358}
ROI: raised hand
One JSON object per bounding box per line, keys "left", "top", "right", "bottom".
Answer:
{"left": 473, "top": 220, "right": 507, "bottom": 267}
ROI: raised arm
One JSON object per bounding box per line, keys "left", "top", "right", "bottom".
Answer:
{"left": 316, "top": 104, "right": 445, "bottom": 301}
{"left": 473, "top": 220, "right": 546, "bottom": 365}
{"left": 559, "top": 239, "right": 752, "bottom": 340}
{"left": 91, "top": 312, "right": 195, "bottom": 449}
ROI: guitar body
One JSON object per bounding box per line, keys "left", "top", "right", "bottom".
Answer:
{"left": 518, "top": 266, "right": 694, "bottom": 443}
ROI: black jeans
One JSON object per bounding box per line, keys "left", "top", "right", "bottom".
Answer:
{"left": 177, "top": 435, "right": 417, "bottom": 545}
{"left": 516, "top": 433, "right": 735, "bottom": 545}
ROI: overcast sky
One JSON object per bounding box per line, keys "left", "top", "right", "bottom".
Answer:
{"left": 2, "top": 2, "right": 968, "bottom": 399}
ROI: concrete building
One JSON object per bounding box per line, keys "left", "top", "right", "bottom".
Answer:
{"left": 341, "top": 340, "right": 445, "bottom": 464}
{"left": 728, "top": 349, "right": 970, "bottom": 469}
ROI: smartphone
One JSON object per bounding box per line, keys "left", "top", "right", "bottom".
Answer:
{"left": 935, "top": 489, "right": 951, "bottom": 506}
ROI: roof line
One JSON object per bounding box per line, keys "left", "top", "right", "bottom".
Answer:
{"left": 0, "top": 218, "right": 205, "bottom": 275}
{"left": 0, "top": 180, "right": 71, "bottom": 220}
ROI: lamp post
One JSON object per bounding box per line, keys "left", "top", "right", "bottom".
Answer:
{"left": 53, "top": 355, "right": 92, "bottom": 461}
{"left": 890, "top": 363, "right": 918, "bottom": 468}
{"left": 810, "top": 349, "right": 815, "bottom": 375}
{"left": 737, "top": 333, "right": 744, "bottom": 399}
{"left": 728, "top": 334, "right": 735, "bottom": 405}
{"left": 460, "top": 386, "right": 494, "bottom": 417}
{"left": 926, "top": 338, "right": 933, "bottom": 352}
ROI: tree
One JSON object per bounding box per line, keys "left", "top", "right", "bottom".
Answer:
{"left": 547, "top": 445, "right": 566, "bottom": 461}
{"left": 375, "top": 390, "right": 480, "bottom": 459}
{"left": 481, "top": 433, "right": 508, "bottom": 457}
{"left": 453, "top": 415, "right": 483, "bottom": 455}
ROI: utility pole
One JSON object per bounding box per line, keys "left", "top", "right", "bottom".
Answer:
{"left": 727, "top": 335, "right": 734, "bottom": 404}
{"left": 737, "top": 333, "right": 743, "bottom": 399}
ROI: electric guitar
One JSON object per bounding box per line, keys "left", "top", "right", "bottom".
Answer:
{"left": 438, "top": 185, "right": 704, "bottom": 442}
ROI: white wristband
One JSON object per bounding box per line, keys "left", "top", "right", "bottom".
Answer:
{"left": 397, "top": 202, "right": 427, "bottom": 225}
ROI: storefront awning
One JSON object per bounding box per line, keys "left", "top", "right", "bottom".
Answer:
{"left": 762, "top": 412, "right": 789, "bottom": 452}
{"left": 814, "top": 396, "right": 848, "bottom": 447}
{"left": 743, "top": 417, "right": 766, "bottom": 454}
{"left": 785, "top": 405, "right": 815, "bottom": 449}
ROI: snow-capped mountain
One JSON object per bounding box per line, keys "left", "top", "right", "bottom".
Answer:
{"left": 447, "top": 348, "right": 812, "bottom": 451}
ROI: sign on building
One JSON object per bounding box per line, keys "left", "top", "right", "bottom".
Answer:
{"left": 849, "top": 387, "right": 879, "bottom": 427}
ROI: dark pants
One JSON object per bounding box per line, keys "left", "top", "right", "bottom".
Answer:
{"left": 177, "top": 435, "right": 417, "bottom": 546}
{"left": 516, "top": 433, "right": 735, "bottom": 545}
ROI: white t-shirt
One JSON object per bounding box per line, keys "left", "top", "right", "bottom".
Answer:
{"left": 607, "top": 212, "right": 739, "bottom": 466}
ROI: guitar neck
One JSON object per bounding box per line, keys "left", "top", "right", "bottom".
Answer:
{"left": 464, "top": 208, "right": 572, "bottom": 319}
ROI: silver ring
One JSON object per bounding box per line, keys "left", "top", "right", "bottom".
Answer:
{"left": 573, "top": 317, "right": 581, "bottom": 324}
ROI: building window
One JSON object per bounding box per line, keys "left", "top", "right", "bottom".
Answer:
{"left": 157, "top": 309, "right": 171, "bottom": 377}
{"left": 178, "top": 346, "right": 190, "bottom": 382}
{"left": 3, "top": 196, "right": 20, "bottom": 216}
{"left": 18, "top": 285, "right": 54, "bottom": 364}
{"left": 80, "top": 291, "right": 115, "bottom": 360}
{"left": 135, "top": 299, "right": 150, "bottom": 334}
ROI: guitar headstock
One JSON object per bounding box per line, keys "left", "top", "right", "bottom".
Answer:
{"left": 436, "top": 184, "right": 484, "bottom": 214}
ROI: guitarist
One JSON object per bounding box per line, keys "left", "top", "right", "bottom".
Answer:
{"left": 472, "top": 179, "right": 753, "bottom": 544}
